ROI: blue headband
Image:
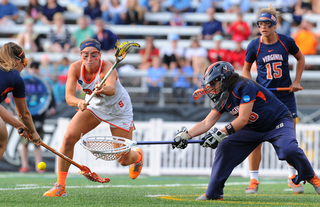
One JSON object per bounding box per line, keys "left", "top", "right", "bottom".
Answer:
{"left": 257, "top": 13, "right": 277, "bottom": 28}
{"left": 80, "top": 41, "right": 101, "bottom": 51}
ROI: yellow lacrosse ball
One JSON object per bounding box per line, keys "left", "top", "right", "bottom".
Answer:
{"left": 38, "top": 162, "right": 46, "bottom": 170}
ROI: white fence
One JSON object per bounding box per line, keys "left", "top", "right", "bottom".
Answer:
{"left": 52, "top": 118, "right": 320, "bottom": 177}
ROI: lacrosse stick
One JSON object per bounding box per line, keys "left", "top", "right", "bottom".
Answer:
{"left": 192, "top": 87, "right": 303, "bottom": 100}
{"left": 85, "top": 40, "right": 141, "bottom": 105}
{"left": 18, "top": 129, "right": 110, "bottom": 183}
{"left": 80, "top": 135, "right": 203, "bottom": 161}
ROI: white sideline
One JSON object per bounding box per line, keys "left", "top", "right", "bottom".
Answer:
{"left": 0, "top": 181, "right": 286, "bottom": 191}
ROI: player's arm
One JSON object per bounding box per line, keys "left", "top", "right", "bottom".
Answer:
{"left": 95, "top": 60, "right": 116, "bottom": 96}
{"left": 187, "top": 109, "right": 222, "bottom": 137}
{"left": 0, "top": 104, "right": 26, "bottom": 129}
{"left": 291, "top": 50, "right": 305, "bottom": 92}
{"left": 65, "top": 61, "right": 83, "bottom": 107}
{"left": 242, "top": 61, "right": 253, "bottom": 79}
{"left": 221, "top": 102, "right": 254, "bottom": 135}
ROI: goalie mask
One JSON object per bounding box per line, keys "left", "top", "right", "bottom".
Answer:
{"left": 202, "top": 61, "right": 234, "bottom": 111}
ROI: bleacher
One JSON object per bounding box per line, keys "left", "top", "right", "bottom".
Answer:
{"left": 2, "top": 0, "right": 320, "bottom": 110}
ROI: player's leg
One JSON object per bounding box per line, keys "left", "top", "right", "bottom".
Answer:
{"left": 44, "top": 110, "right": 100, "bottom": 197}
{"left": 0, "top": 118, "right": 8, "bottom": 161}
{"left": 200, "top": 127, "right": 262, "bottom": 200}
{"left": 246, "top": 144, "right": 262, "bottom": 194}
{"left": 268, "top": 118, "right": 320, "bottom": 194}
{"left": 287, "top": 117, "right": 304, "bottom": 193}
{"left": 111, "top": 126, "right": 143, "bottom": 179}
{"left": 19, "top": 137, "right": 30, "bottom": 172}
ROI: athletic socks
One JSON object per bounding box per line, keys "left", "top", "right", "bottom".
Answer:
{"left": 288, "top": 165, "right": 297, "bottom": 178}
{"left": 249, "top": 170, "right": 259, "bottom": 181}
{"left": 57, "top": 171, "right": 68, "bottom": 186}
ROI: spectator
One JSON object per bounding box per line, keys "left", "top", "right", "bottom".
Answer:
{"left": 275, "top": 0, "right": 297, "bottom": 13}
{"left": 184, "top": 37, "right": 209, "bottom": 75}
{"left": 167, "top": 0, "right": 192, "bottom": 13}
{"left": 291, "top": 19, "right": 320, "bottom": 55}
{"left": 39, "top": 54, "right": 56, "bottom": 85}
{"left": 71, "top": 15, "right": 95, "bottom": 53}
{"left": 295, "top": 0, "right": 313, "bottom": 14}
{"left": 53, "top": 57, "right": 69, "bottom": 103}
{"left": 138, "top": 36, "right": 159, "bottom": 70}
{"left": 93, "top": 17, "right": 119, "bottom": 53}
{"left": 208, "top": 34, "right": 231, "bottom": 63}
{"left": 160, "top": 33, "right": 184, "bottom": 70}
{"left": 26, "top": 0, "right": 42, "bottom": 24}
{"left": 101, "top": 0, "right": 127, "bottom": 25}
{"left": 145, "top": 56, "right": 167, "bottom": 104}
{"left": 229, "top": 40, "right": 246, "bottom": 71}
{"left": 169, "top": 12, "right": 186, "bottom": 27}
{"left": 125, "top": 0, "right": 145, "bottom": 25}
{"left": 41, "top": 0, "right": 65, "bottom": 25}
{"left": 227, "top": 12, "right": 251, "bottom": 42}
{"left": 146, "top": 0, "right": 164, "bottom": 13}
{"left": 198, "top": 7, "right": 223, "bottom": 40}
{"left": 277, "top": 14, "right": 292, "bottom": 37}
{"left": 196, "top": 0, "right": 218, "bottom": 13}
{"left": 172, "top": 57, "right": 193, "bottom": 104}
{"left": 16, "top": 18, "right": 39, "bottom": 52}
{"left": 223, "top": 0, "right": 250, "bottom": 13}
{"left": 19, "top": 61, "right": 56, "bottom": 173}
{"left": 84, "top": 0, "right": 102, "bottom": 22}
{"left": 67, "top": 0, "right": 88, "bottom": 14}
{"left": 43, "top": 12, "right": 72, "bottom": 53}
{"left": 0, "top": 0, "right": 19, "bottom": 26}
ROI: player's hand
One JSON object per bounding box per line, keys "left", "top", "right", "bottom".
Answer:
{"left": 200, "top": 127, "right": 228, "bottom": 149}
{"left": 18, "top": 128, "right": 42, "bottom": 146}
{"left": 78, "top": 100, "right": 87, "bottom": 111}
{"left": 172, "top": 126, "right": 190, "bottom": 149}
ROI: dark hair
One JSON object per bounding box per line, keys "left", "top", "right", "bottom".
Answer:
{"left": 30, "top": 61, "right": 40, "bottom": 69}
{"left": 226, "top": 73, "right": 259, "bottom": 93}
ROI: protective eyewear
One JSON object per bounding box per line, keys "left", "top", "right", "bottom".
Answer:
{"left": 80, "top": 50, "right": 101, "bottom": 59}
{"left": 15, "top": 55, "right": 28, "bottom": 68}
{"left": 256, "top": 20, "right": 274, "bottom": 28}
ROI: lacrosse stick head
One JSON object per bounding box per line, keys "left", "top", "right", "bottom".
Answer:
{"left": 79, "top": 165, "right": 111, "bottom": 183}
{"left": 114, "top": 40, "right": 141, "bottom": 62}
{"left": 80, "top": 136, "right": 136, "bottom": 161}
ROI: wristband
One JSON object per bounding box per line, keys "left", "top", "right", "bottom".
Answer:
{"left": 186, "top": 131, "right": 193, "bottom": 139}
{"left": 225, "top": 123, "right": 236, "bottom": 135}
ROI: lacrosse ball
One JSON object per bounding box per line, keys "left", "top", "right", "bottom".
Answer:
{"left": 38, "top": 162, "right": 46, "bottom": 170}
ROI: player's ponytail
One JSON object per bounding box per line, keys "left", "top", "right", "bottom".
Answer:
{"left": 0, "top": 42, "right": 25, "bottom": 71}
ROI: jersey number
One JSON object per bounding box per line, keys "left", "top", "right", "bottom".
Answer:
{"left": 83, "top": 89, "right": 103, "bottom": 97}
{"left": 266, "top": 62, "right": 282, "bottom": 79}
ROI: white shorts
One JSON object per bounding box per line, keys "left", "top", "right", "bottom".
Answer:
{"left": 87, "top": 107, "right": 135, "bottom": 132}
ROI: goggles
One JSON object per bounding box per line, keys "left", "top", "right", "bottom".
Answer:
{"left": 80, "top": 50, "right": 101, "bottom": 60}
{"left": 15, "top": 51, "right": 28, "bottom": 68}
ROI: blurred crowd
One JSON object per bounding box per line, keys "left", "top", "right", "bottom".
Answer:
{"left": 1, "top": 0, "right": 320, "bottom": 105}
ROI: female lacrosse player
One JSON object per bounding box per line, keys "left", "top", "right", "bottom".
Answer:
{"left": 242, "top": 5, "right": 305, "bottom": 194}
{"left": 43, "top": 38, "right": 143, "bottom": 197}
{"left": 0, "top": 42, "right": 42, "bottom": 161}
{"left": 172, "top": 61, "right": 320, "bottom": 200}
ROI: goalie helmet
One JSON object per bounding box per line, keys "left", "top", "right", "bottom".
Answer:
{"left": 202, "top": 61, "right": 234, "bottom": 111}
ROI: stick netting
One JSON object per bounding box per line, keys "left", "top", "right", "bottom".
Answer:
{"left": 81, "top": 136, "right": 131, "bottom": 161}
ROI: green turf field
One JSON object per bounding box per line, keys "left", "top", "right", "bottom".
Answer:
{"left": 0, "top": 173, "right": 319, "bottom": 206}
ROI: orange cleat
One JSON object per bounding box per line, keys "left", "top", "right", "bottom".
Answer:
{"left": 245, "top": 179, "right": 260, "bottom": 194}
{"left": 129, "top": 148, "right": 143, "bottom": 179}
{"left": 43, "top": 183, "right": 67, "bottom": 197}
{"left": 288, "top": 175, "right": 304, "bottom": 194}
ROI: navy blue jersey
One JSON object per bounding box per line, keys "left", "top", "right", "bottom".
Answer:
{"left": 219, "top": 80, "right": 289, "bottom": 132}
{"left": 0, "top": 68, "right": 25, "bottom": 103}
{"left": 245, "top": 33, "right": 299, "bottom": 117}
{"left": 245, "top": 33, "right": 299, "bottom": 88}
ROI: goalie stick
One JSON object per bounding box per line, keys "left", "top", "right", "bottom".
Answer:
{"left": 80, "top": 135, "right": 203, "bottom": 161}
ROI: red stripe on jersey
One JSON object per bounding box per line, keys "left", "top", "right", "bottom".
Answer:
{"left": 277, "top": 33, "right": 288, "bottom": 53}
{"left": 0, "top": 87, "right": 14, "bottom": 96}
